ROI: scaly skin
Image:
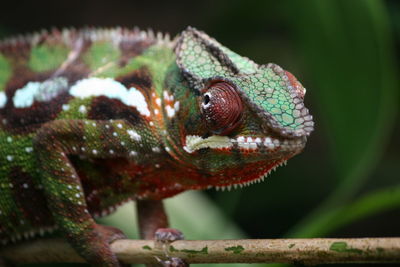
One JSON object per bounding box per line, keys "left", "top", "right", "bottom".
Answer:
{"left": 0, "top": 27, "right": 313, "bottom": 266}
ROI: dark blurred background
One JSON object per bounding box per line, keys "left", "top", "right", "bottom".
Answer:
{"left": 1, "top": 0, "right": 399, "bottom": 266}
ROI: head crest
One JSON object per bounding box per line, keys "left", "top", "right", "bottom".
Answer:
{"left": 175, "top": 27, "right": 313, "bottom": 137}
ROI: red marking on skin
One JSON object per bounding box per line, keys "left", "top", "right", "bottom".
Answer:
{"left": 135, "top": 156, "right": 292, "bottom": 200}
{"left": 9, "top": 168, "right": 52, "bottom": 226}
{"left": 285, "top": 71, "right": 305, "bottom": 98}
{"left": 72, "top": 145, "right": 293, "bottom": 209}
{"left": 75, "top": 156, "right": 183, "bottom": 202}
{"left": 89, "top": 96, "right": 144, "bottom": 126}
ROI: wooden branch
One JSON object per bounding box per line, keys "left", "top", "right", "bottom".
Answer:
{"left": 1, "top": 238, "right": 400, "bottom": 265}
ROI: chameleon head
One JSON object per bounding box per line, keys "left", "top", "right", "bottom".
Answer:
{"left": 171, "top": 27, "right": 314, "bottom": 189}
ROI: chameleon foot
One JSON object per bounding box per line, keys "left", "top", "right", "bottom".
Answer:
{"left": 154, "top": 228, "right": 188, "bottom": 267}
{"left": 79, "top": 224, "right": 128, "bottom": 267}
{"left": 95, "top": 224, "right": 127, "bottom": 243}
{"left": 155, "top": 228, "right": 184, "bottom": 242}
{"left": 156, "top": 257, "right": 188, "bottom": 267}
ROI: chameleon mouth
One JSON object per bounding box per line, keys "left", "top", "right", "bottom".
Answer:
{"left": 183, "top": 135, "right": 306, "bottom": 153}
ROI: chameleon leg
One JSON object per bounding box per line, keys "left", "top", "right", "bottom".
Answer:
{"left": 33, "top": 119, "right": 143, "bottom": 267}
{"left": 137, "top": 200, "right": 168, "bottom": 239}
{"left": 137, "top": 200, "right": 188, "bottom": 267}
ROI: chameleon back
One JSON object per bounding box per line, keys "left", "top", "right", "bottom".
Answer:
{"left": 0, "top": 28, "right": 173, "bottom": 243}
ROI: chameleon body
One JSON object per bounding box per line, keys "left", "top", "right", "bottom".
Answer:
{"left": 0, "top": 27, "right": 313, "bottom": 266}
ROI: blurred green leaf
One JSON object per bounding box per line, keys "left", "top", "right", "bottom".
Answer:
{"left": 282, "top": 0, "right": 398, "bottom": 238}
{"left": 304, "top": 184, "right": 400, "bottom": 236}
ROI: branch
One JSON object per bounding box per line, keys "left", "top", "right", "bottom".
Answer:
{"left": 1, "top": 238, "right": 400, "bottom": 265}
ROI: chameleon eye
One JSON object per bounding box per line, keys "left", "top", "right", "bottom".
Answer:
{"left": 200, "top": 82, "right": 243, "bottom": 135}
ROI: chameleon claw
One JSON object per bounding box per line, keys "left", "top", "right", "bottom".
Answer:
{"left": 155, "top": 256, "right": 188, "bottom": 267}
{"left": 154, "top": 228, "right": 188, "bottom": 267}
{"left": 155, "top": 228, "right": 184, "bottom": 242}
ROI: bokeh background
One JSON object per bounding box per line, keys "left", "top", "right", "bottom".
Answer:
{"left": 0, "top": 0, "right": 399, "bottom": 266}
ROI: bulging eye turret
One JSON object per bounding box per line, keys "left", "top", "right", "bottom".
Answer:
{"left": 200, "top": 82, "right": 243, "bottom": 135}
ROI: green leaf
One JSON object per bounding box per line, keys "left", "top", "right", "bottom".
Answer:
{"left": 282, "top": 0, "right": 399, "bottom": 238}
{"left": 293, "top": 185, "right": 400, "bottom": 238}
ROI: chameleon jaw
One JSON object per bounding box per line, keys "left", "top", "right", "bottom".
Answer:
{"left": 213, "top": 159, "right": 289, "bottom": 192}
{"left": 183, "top": 134, "right": 306, "bottom": 153}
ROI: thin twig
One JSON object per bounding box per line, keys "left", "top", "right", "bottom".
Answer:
{"left": 1, "top": 238, "right": 400, "bottom": 265}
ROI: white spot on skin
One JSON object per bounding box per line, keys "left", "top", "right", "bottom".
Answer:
{"left": 69, "top": 78, "right": 151, "bottom": 116}
{"left": 78, "top": 105, "right": 86, "bottom": 114}
{"left": 163, "top": 91, "right": 170, "bottom": 101}
{"left": 155, "top": 98, "right": 161, "bottom": 106}
{"left": 174, "top": 101, "right": 180, "bottom": 111}
{"left": 0, "top": 92, "right": 7, "bottom": 108}
{"left": 62, "top": 104, "right": 70, "bottom": 111}
{"left": 152, "top": 147, "right": 161, "bottom": 153}
{"left": 127, "top": 129, "right": 141, "bottom": 141}
{"left": 250, "top": 143, "right": 257, "bottom": 149}
{"left": 149, "top": 121, "right": 154, "bottom": 126}
{"left": 13, "top": 77, "right": 68, "bottom": 108}
{"left": 165, "top": 105, "right": 175, "bottom": 118}
{"left": 154, "top": 109, "right": 159, "bottom": 115}
{"left": 237, "top": 136, "right": 245, "bottom": 143}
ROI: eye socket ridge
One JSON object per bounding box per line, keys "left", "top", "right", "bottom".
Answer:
{"left": 200, "top": 81, "right": 243, "bottom": 135}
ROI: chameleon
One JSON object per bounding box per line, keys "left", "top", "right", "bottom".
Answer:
{"left": 0, "top": 26, "right": 313, "bottom": 266}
